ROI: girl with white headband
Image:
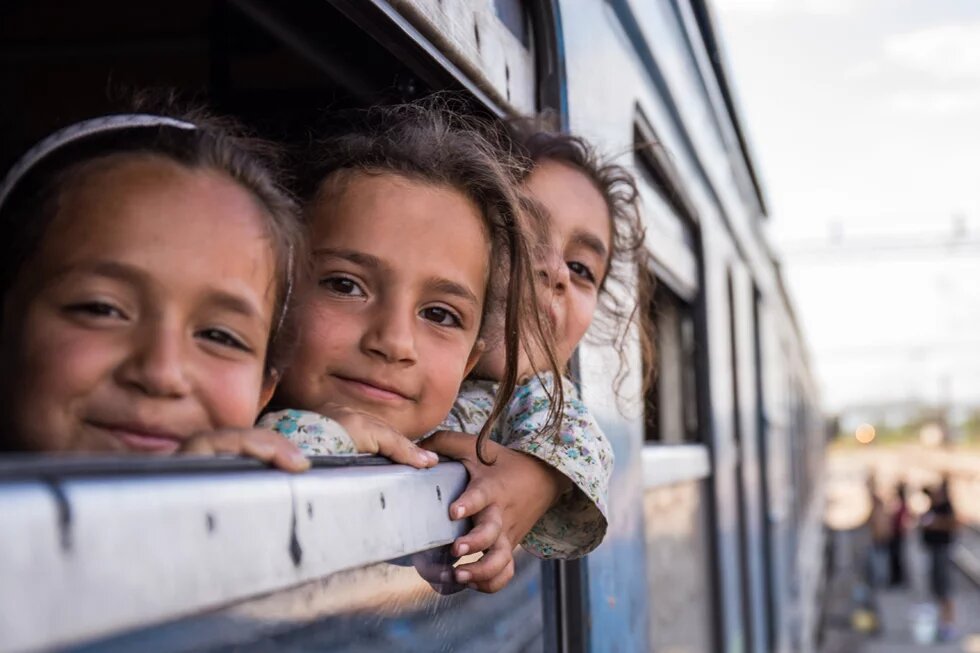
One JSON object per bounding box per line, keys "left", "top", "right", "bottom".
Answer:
{"left": 0, "top": 110, "right": 325, "bottom": 466}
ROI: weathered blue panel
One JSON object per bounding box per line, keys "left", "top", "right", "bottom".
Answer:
{"left": 644, "top": 478, "right": 714, "bottom": 652}
{"left": 582, "top": 405, "right": 650, "bottom": 653}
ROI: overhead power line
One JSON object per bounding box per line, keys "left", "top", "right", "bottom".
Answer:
{"left": 778, "top": 232, "right": 980, "bottom": 260}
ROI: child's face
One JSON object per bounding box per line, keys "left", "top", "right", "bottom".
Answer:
{"left": 277, "top": 172, "right": 488, "bottom": 439}
{"left": 0, "top": 156, "right": 278, "bottom": 453}
{"left": 526, "top": 159, "right": 611, "bottom": 368}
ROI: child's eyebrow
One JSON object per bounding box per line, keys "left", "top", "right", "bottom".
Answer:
{"left": 205, "top": 291, "right": 265, "bottom": 322}
{"left": 54, "top": 261, "right": 264, "bottom": 321}
{"left": 424, "top": 277, "right": 480, "bottom": 308}
{"left": 572, "top": 230, "right": 608, "bottom": 261}
{"left": 54, "top": 260, "right": 144, "bottom": 285}
{"left": 313, "top": 248, "right": 384, "bottom": 270}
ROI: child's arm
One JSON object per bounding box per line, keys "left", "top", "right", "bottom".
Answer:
{"left": 259, "top": 407, "right": 439, "bottom": 468}
{"left": 500, "top": 375, "right": 614, "bottom": 559}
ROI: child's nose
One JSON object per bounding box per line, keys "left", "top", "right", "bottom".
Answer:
{"left": 118, "top": 325, "right": 193, "bottom": 398}
{"left": 552, "top": 260, "right": 570, "bottom": 291}
{"left": 535, "top": 250, "right": 567, "bottom": 293}
{"left": 363, "top": 303, "right": 418, "bottom": 364}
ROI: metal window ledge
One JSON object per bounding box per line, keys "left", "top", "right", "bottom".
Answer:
{"left": 642, "top": 444, "right": 710, "bottom": 488}
{"left": 0, "top": 460, "right": 468, "bottom": 652}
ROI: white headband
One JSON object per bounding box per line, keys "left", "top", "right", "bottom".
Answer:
{"left": 0, "top": 114, "right": 196, "bottom": 213}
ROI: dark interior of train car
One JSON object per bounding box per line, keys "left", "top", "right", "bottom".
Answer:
{"left": 0, "top": 0, "right": 487, "bottom": 172}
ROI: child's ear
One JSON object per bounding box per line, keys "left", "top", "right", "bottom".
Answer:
{"left": 258, "top": 370, "right": 280, "bottom": 411}
{"left": 464, "top": 339, "right": 486, "bottom": 378}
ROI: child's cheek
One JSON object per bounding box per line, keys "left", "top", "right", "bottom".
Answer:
{"left": 200, "top": 362, "right": 265, "bottom": 428}
{"left": 430, "top": 342, "right": 475, "bottom": 418}
{"left": 303, "top": 300, "right": 361, "bottom": 359}
{"left": 21, "top": 319, "right": 120, "bottom": 401}
{"left": 9, "top": 318, "right": 122, "bottom": 450}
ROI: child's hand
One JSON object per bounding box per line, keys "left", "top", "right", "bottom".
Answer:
{"left": 421, "top": 431, "right": 571, "bottom": 593}
{"left": 178, "top": 428, "right": 311, "bottom": 472}
{"left": 319, "top": 404, "right": 439, "bottom": 469}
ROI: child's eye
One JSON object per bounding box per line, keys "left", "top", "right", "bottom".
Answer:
{"left": 568, "top": 261, "right": 597, "bottom": 285}
{"left": 198, "top": 328, "right": 251, "bottom": 352}
{"left": 65, "top": 301, "right": 127, "bottom": 320}
{"left": 320, "top": 275, "right": 366, "bottom": 297}
{"left": 420, "top": 306, "right": 462, "bottom": 327}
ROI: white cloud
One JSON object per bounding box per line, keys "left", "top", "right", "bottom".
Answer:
{"left": 884, "top": 23, "right": 980, "bottom": 80}
{"left": 889, "top": 88, "right": 980, "bottom": 115}
{"left": 713, "top": 0, "right": 864, "bottom": 17}
{"left": 843, "top": 59, "right": 881, "bottom": 80}
{"left": 713, "top": 0, "right": 780, "bottom": 13}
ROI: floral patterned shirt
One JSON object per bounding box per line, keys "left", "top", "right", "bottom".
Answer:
{"left": 259, "top": 373, "right": 613, "bottom": 560}
{"left": 441, "top": 373, "right": 613, "bottom": 559}
{"left": 257, "top": 409, "right": 357, "bottom": 454}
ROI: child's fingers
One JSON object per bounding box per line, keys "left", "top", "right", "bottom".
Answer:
{"left": 239, "top": 431, "right": 310, "bottom": 472}
{"left": 375, "top": 431, "right": 439, "bottom": 469}
{"left": 180, "top": 429, "right": 309, "bottom": 473}
{"left": 454, "top": 536, "right": 515, "bottom": 591}
{"left": 420, "top": 431, "right": 478, "bottom": 464}
{"left": 326, "top": 408, "right": 437, "bottom": 467}
{"left": 449, "top": 479, "right": 492, "bottom": 520}
{"left": 468, "top": 559, "right": 516, "bottom": 594}
{"left": 453, "top": 504, "right": 503, "bottom": 556}
{"left": 176, "top": 435, "right": 212, "bottom": 455}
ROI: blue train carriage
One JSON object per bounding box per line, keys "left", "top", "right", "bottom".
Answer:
{"left": 0, "top": 1, "right": 824, "bottom": 652}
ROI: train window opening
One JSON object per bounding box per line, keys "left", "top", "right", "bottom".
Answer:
{"left": 0, "top": 0, "right": 533, "bottom": 172}
{"left": 645, "top": 280, "right": 700, "bottom": 443}
{"left": 0, "top": 0, "right": 457, "bottom": 466}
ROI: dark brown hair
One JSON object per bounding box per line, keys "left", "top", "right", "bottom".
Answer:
{"left": 0, "top": 105, "right": 305, "bottom": 378}
{"left": 302, "top": 98, "right": 562, "bottom": 462}
{"left": 518, "top": 131, "right": 656, "bottom": 398}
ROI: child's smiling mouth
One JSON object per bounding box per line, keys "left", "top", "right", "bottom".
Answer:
{"left": 330, "top": 375, "right": 416, "bottom": 403}
{"left": 87, "top": 420, "right": 185, "bottom": 453}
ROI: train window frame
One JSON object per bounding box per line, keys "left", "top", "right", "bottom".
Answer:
{"left": 632, "top": 110, "right": 703, "bottom": 447}
{"left": 0, "top": 3, "right": 571, "bottom": 651}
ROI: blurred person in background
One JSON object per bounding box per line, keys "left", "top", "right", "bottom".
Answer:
{"left": 867, "top": 476, "right": 891, "bottom": 589}
{"left": 888, "top": 481, "right": 909, "bottom": 587}
{"left": 921, "top": 477, "right": 958, "bottom": 642}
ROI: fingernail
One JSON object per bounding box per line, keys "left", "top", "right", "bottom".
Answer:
{"left": 425, "top": 451, "right": 439, "bottom": 463}
{"left": 290, "top": 451, "right": 311, "bottom": 468}
{"left": 453, "top": 506, "right": 465, "bottom": 519}
{"left": 457, "top": 543, "right": 469, "bottom": 556}
{"left": 456, "top": 570, "right": 472, "bottom": 583}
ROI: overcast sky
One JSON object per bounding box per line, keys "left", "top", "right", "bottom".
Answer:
{"left": 712, "top": 0, "right": 980, "bottom": 412}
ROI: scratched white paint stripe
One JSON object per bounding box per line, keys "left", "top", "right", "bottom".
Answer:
{"left": 0, "top": 464, "right": 468, "bottom": 653}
